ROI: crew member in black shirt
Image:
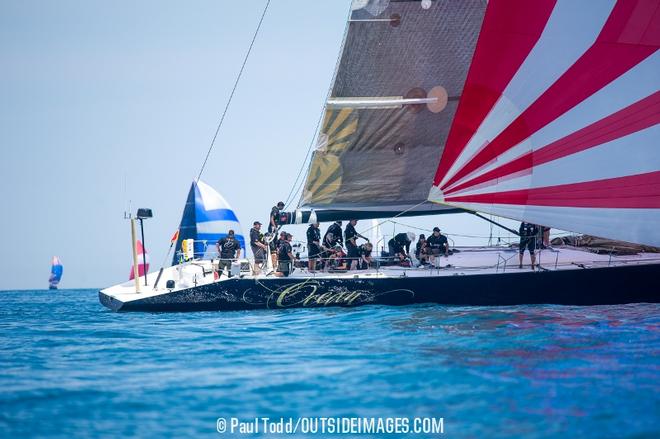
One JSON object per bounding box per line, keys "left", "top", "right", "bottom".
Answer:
{"left": 269, "top": 201, "right": 285, "bottom": 233}
{"left": 216, "top": 230, "right": 241, "bottom": 277}
{"left": 426, "top": 227, "right": 449, "bottom": 264}
{"left": 388, "top": 232, "right": 415, "bottom": 263}
{"left": 345, "top": 219, "right": 368, "bottom": 270}
{"left": 249, "top": 221, "right": 268, "bottom": 273}
{"left": 358, "top": 242, "right": 373, "bottom": 270}
{"left": 306, "top": 222, "right": 321, "bottom": 272}
{"left": 275, "top": 233, "right": 295, "bottom": 277}
{"left": 416, "top": 234, "right": 429, "bottom": 265}
{"left": 324, "top": 221, "right": 343, "bottom": 248}
{"left": 519, "top": 222, "right": 539, "bottom": 270}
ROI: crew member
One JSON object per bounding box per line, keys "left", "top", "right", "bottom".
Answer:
{"left": 269, "top": 201, "right": 285, "bottom": 233}
{"left": 267, "top": 229, "right": 285, "bottom": 270}
{"left": 358, "top": 242, "right": 373, "bottom": 270}
{"left": 327, "top": 245, "right": 347, "bottom": 271}
{"left": 249, "top": 221, "right": 268, "bottom": 274}
{"left": 275, "top": 233, "right": 295, "bottom": 277}
{"left": 426, "top": 227, "right": 449, "bottom": 264}
{"left": 415, "top": 234, "right": 429, "bottom": 265}
{"left": 324, "top": 221, "right": 344, "bottom": 247}
{"left": 216, "top": 230, "right": 241, "bottom": 277}
{"left": 388, "top": 232, "right": 415, "bottom": 263}
{"left": 307, "top": 222, "right": 321, "bottom": 272}
{"left": 541, "top": 226, "right": 551, "bottom": 249}
{"left": 519, "top": 222, "right": 539, "bottom": 270}
{"left": 345, "top": 219, "right": 368, "bottom": 270}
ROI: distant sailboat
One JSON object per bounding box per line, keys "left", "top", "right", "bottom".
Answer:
{"left": 49, "top": 256, "right": 63, "bottom": 290}
{"left": 128, "top": 240, "right": 150, "bottom": 280}
{"left": 172, "top": 179, "right": 245, "bottom": 263}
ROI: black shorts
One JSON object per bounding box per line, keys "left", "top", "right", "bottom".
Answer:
{"left": 278, "top": 260, "right": 292, "bottom": 276}
{"left": 347, "top": 244, "right": 359, "bottom": 259}
{"left": 308, "top": 244, "right": 321, "bottom": 258}
{"left": 519, "top": 237, "right": 536, "bottom": 254}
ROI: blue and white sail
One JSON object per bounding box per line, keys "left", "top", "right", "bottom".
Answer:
{"left": 172, "top": 180, "right": 245, "bottom": 264}
{"left": 49, "top": 256, "right": 63, "bottom": 290}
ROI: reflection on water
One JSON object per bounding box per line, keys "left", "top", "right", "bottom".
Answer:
{"left": 0, "top": 290, "right": 658, "bottom": 438}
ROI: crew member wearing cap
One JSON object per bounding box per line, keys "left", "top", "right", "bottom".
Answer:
{"left": 249, "top": 221, "right": 268, "bottom": 273}
{"left": 269, "top": 201, "right": 285, "bottom": 234}
{"left": 426, "top": 227, "right": 449, "bottom": 263}
{"left": 216, "top": 230, "right": 241, "bottom": 277}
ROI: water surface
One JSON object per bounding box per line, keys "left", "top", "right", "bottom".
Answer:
{"left": 1, "top": 289, "right": 658, "bottom": 437}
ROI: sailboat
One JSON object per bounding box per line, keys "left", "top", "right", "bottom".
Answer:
{"left": 49, "top": 256, "right": 63, "bottom": 290}
{"left": 100, "top": 0, "right": 659, "bottom": 312}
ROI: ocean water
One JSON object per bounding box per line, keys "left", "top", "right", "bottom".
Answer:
{"left": 0, "top": 289, "right": 658, "bottom": 438}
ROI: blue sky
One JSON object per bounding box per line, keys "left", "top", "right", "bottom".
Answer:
{"left": 0, "top": 0, "right": 521, "bottom": 290}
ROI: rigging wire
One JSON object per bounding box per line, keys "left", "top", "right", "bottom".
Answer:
{"left": 282, "top": 109, "right": 324, "bottom": 208}
{"left": 283, "top": 2, "right": 354, "bottom": 209}
{"left": 369, "top": 219, "right": 512, "bottom": 241}
{"left": 196, "top": 0, "right": 271, "bottom": 182}
{"left": 356, "top": 201, "right": 427, "bottom": 237}
{"left": 376, "top": 218, "right": 577, "bottom": 242}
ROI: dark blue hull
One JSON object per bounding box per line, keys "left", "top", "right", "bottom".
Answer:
{"left": 99, "top": 263, "right": 660, "bottom": 312}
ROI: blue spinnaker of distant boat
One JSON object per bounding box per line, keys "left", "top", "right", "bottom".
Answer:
{"left": 49, "top": 256, "right": 63, "bottom": 289}
{"left": 172, "top": 180, "right": 245, "bottom": 264}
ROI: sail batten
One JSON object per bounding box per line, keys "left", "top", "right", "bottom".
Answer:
{"left": 429, "top": 0, "right": 660, "bottom": 247}
{"left": 327, "top": 96, "right": 442, "bottom": 109}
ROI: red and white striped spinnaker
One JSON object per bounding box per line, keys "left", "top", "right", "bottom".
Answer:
{"left": 428, "top": 0, "right": 659, "bottom": 246}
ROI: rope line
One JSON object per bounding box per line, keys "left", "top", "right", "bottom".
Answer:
{"left": 196, "top": 0, "right": 271, "bottom": 182}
